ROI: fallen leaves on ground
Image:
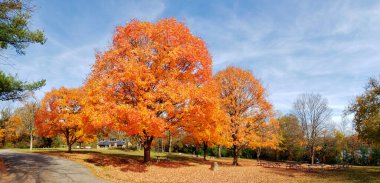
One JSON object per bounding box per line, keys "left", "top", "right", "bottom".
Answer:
{"left": 34, "top": 151, "right": 380, "bottom": 183}
{"left": 0, "top": 157, "right": 10, "bottom": 181}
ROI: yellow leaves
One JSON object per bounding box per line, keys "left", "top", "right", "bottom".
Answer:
{"left": 0, "top": 129, "right": 4, "bottom": 140}
{"left": 215, "top": 67, "right": 277, "bottom": 150}
{"left": 248, "top": 117, "right": 280, "bottom": 150}
{"left": 0, "top": 115, "right": 23, "bottom": 143}
{"left": 315, "top": 145, "right": 322, "bottom": 152}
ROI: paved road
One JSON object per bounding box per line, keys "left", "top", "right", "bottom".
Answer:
{"left": 0, "top": 150, "right": 110, "bottom": 183}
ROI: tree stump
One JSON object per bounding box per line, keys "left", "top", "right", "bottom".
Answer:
{"left": 210, "top": 162, "right": 219, "bottom": 171}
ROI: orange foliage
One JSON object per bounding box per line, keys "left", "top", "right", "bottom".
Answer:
{"left": 35, "top": 87, "right": 93, "bottom": 152}
{"left": 181, "top": 81, "right": 230, "bottom": 159}
{"left": 249, "top": 118, "right": 280, "bottom": 148}
{"left": 84, "top": 18, "right": 212, "bottom": 162}
{"left": 0, "top": 115, "right": 23, "bottom": 145}
{"left": 214, "top": 66, "right": 275, "bottom": 165}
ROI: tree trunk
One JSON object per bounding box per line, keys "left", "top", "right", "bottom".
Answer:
{"left": 1, "top": 136, "right": 5, "bottom": 147}
{"left": 29, "top": 133, "right": 33, "bottom": 150}
{"left": 203, "top": 142, "right": 208, "bottom": 161}
{"left": 311, "top": 146, "right": 315, "bottom": 165}
{"left": 168, "top": 130, "right": 172, "bottom": 154}
{"left": 232, "top": 145, "right": 239, "bottom": 166}
{"left": 218, "top": 145, "right": 222, "bottom": 158}
{"left": 161, "top": 139, "right": 164, "bottom": 152}
{"left": 275, "top": 149, "right": 279, "bottom": 161}
{"left": 143, "top": 136, "right": 154, "bottom": 163}
{"left": 65, "top": 133, "right": 72, "bottom": 153}
{"left": 68, "top": 144, "right": 72, "bottom": 153}
{"left": 144, "top": 145, "right": 151, "bottom": 163}
{"left": 289, "top": 151, "right": 293, "bottom": 161}
{"left": 256, "top": 147, "right": 261, "bottom": 162}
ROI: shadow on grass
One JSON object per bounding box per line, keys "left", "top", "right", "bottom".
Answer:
{"left": 79, "top": 152, "right": 226, "bottom": 173}
{"left": 84, "top": 155, "right": 149, "bottom": 172}
{"left": 83, "top": 153, "right": 205, "bottom": 172}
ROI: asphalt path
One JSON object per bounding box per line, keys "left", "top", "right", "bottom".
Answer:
{"left": 0, "top": 149, "right": 110, "bottom": 183}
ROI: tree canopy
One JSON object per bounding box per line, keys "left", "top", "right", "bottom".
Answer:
{"left": 214, "top": 66, "right": 275, "bottom": 165}
{"left": 346, "top": 76, "right": 380, "bottom": 146}
{"left": 0, "top": 0, "right": 46, "bottom": 55}
{"left": 35, "top": 87, "right": 93, "bottom": 152}
{"left": 84, "top": 18, "right": 213, "bottom": 162}
{"left": 0, "top": 70, "right": 45, "bottom": 101}
{"left": 180, "top": 81, "right": 229, "bottom": 160}
{"left": 0, "top": 0, "right": 46, "bottom": 101}
{"left": 278, "top": 114, "right": 304, "bottom": 160}
{"left": 293, "top": 93, "right": 332, "bottom": 164}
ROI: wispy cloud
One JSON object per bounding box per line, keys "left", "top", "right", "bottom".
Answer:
{"left": 177, "top": 0, "right": 380, "bottom": 123}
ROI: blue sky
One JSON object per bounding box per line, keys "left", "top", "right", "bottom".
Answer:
{"left": 2, "top": 0, "right": 380, "bottom": 126}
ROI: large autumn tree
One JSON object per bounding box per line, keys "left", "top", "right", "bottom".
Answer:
{"left": 84, "top": 18, "right": 212, "bottom": 162}
{"left": 215, "top": 66, "right": 274, "bottom": 165}
{"left": 35, "top": 87, "right": 92, "bottom": 152}
{"left": 346, "top": 76, "right": 380, "bottom": 146}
